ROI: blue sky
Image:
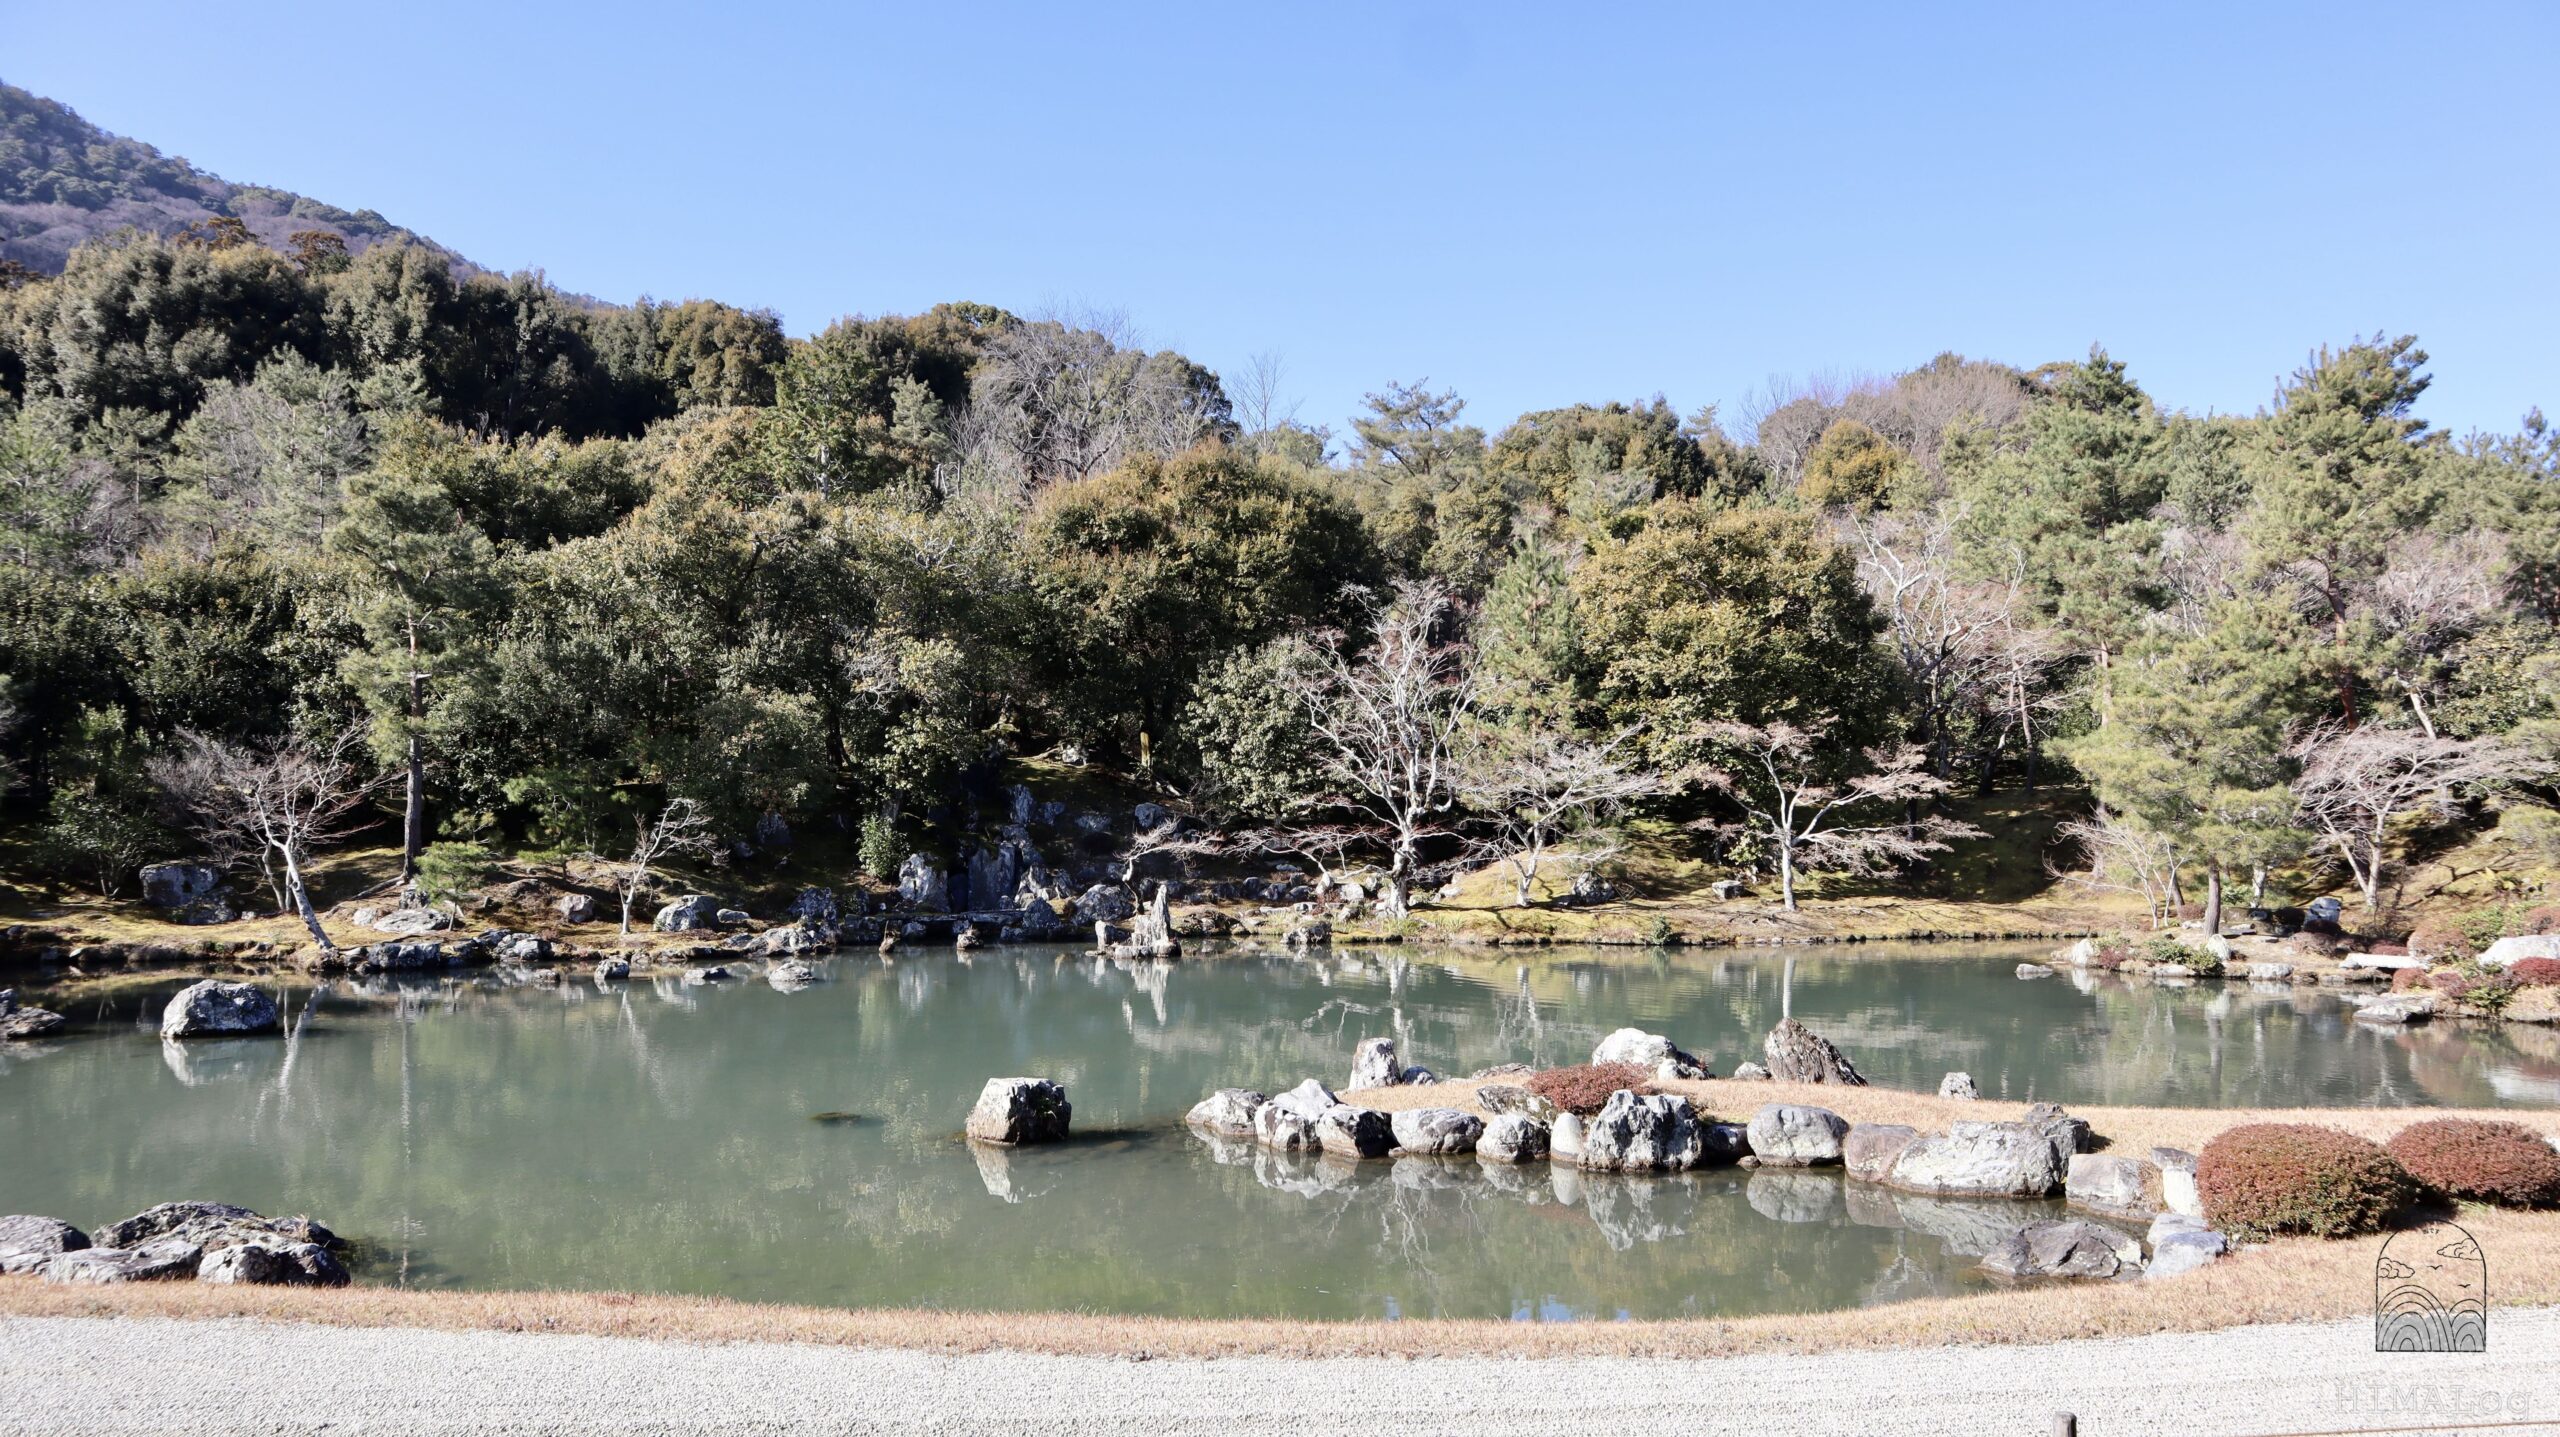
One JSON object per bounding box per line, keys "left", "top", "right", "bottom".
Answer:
{"left": 11, "top": 1, "right": 2556, "bottom": 441}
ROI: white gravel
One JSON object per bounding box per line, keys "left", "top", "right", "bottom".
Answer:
{"left": 4, "top": 1308, "right": 2554, "bottom": 1436}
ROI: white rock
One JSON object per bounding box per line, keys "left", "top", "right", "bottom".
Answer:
{"left": 1938, "top": 1071, "right": 1979, "bottom": 1100}
{"left": 1745, "top": 1104, "right": 1849, "bottom": 1167}
{"left": 2479, "top": 935, "right": 2560, "bottom": 970}
{"left": 1591, "top": 1027, "right": 1711, "bottom": 1080}
{"left": 1185, "top": 1088, "right": 1268, "bottom": 1138}
{"left": 1389, "top": 1107, "right": 1483, "bottom": 1155}
{"left": 1579, "top": 1091, "right": 1706, "bottom": 1172}
{"left": 1475, "top": 1113, "right": 1550, "bottom": 1164}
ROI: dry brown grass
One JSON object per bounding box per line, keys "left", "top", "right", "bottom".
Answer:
{"left": 4, "top": 1203, "right": 2554, "bottom": 1359}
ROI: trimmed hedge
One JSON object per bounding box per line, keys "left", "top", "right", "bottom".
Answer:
{"left": 1525, "top": 1062, "right": 1654, "bottom": 1117}
{"left": 2198, "top": 1123, "right": 2421, "bottom": 1240}
{"left": 2387, "top": 1119, "right": 2560, "bottom": 1209}
{"left": 2507, "top": 957, "right": 2560, "bottom": 987}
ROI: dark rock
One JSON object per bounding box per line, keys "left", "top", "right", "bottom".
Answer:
{"left": 653, "top": 895, "right": 721, "bottom": 932}
{"left": 1763, "top": 1018, "right": 1866, "bottom": 1085}
{"left": 1, "top": 1006, "right": 66, "bottom": 1041}
{"left": 966, "top": 1077, "right": 1071, "bottom": 1145}
{"left": 1981, "top": 1219, "right": 2142, "bottom": 1280}
{"left": 1316, "top": 1105, "right": 1396, "bottom": 1159}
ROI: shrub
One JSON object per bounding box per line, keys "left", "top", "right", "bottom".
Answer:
{"left": 2198, "top": 1124, "right": 2421, "bottom": 1240}
{"left": 414, "top": 840, "right": 498, "bottom": 910}
{"left": 857, "top": 813, "right": 901, "bottom": 882}
{"left": 1525, "top": 1062, "right": 1655, "bottom": 1117}
{"left": 2141, "top": 932, "right": 2220, "bottom": 973}
{"left": 2391, "top": 966, "right": 2427, "bottom": 993}
{"left": 2407, "top": 922, "right": 2474, "bottom": 962}
{"left": 2459, "top": 904, "right": 2522, "bottom": 952}
{"left": 2387, "top": 1119, "right": 2560, "bottom": 1208}
{"left": 2518, "top": 905, "right": 2560, "bottom": 936}
{"left": 2507, "top": 957, "right": 2560, "bottom": 988}
{"left": 2365, "top": 940, "right": 2409, "bottom": 957}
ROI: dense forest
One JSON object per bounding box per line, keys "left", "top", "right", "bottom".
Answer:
{"left": 4, "top": 195, "right": 2559, "bottom": 937}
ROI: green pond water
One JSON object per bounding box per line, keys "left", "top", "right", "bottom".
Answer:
{"left": 3, "top": 941, "right": 2554, "bottom": 1321}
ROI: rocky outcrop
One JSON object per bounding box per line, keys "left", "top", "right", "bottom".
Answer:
{"left": 94, "top": 1201, "right": 340, "bottom": 1255}
{"left": 1127, "top": 882, "right": 1181, "bottom": 958}
{"left": 2, "top": 1005, "right": 66, "bottom": 1041}
{"left": 1981, "top": 1219, "right": 2142, "bottom": 1279}
{"left": 1316, "top": 1106, "right": 1395, "bottom": 1159}
{"left": 1475, "top": 1113, "right": 1550, "bottom": 1164}
{"left": 1579, "top": 1091, "right": 1707, "bottom": 1172}
{"left": 198, "top": 1241, "right": 349, "bottom": 1287}
{"left": 897, "top": 855, "right": 948, "bottom": 911}
{"left": 0, "top": 1216, "right": 88, "bottom": 1275}
{"left": 141, "top": 862, "right": 222, "bottom": 910}
{"left": 1252, "top": 1101, "right": 1325, "bottom": 1154}
{"left": 965, "top": 1077, "right": 1072, "bottom": 1146}
{"left": 2066, "top": 1153, "right": 2157, "bottom": 1219}
{"left": 653, "top": 895, "right": 721, "bottom": 932}
{"left": 1746, "top": 1104, "right": 1850, "bottom": 1167}
{"left": 1073, "top": 884, "right": 1137, "bottom": 924}
{"left": 1843, "top": 1123, "right": 1922, "bottom": 1183}
{"left": 1938, "top": 1072, "right": 1979, "bottom": 1100}
{"left": 1762, "top": 1018, "right": 1867, "bottom": 1085}
{"left": 1590, "top": 1027, "right": 1712, "bottom": 1081}
{"left": 1886, "top": 1122, "right": 2069, "bottom": 1198}
{"left": 1185, "top": 1088, "right": 1267, "bottom": 1138}
{"left": 1389, "top": 1108, "right": 1484, "bottom": 1156}
{"left": 159, "top": 981, "right": 280, "bottom": 1040}
{"left": 556, "top": 893, "right": 597, "bottom": 924}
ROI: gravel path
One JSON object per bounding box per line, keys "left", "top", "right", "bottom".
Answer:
{"left": 4, "top": 1309, "right": 2555, "bottom": 1436}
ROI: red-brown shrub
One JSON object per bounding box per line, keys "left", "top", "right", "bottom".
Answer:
{"left": 2365, "top": 940, "right": 2409, "bottom": 957}
{"left": 2407, "top": 923, "right": 2474, "bottom": 961}
{"left": 2507, "top": 957, "right": 2560, "bottom": 988}
{"left": 2387, "top": 1119, "right": 2560, "bottom": 1208}
{"left": 1525, "top": 1062, "right": 1654, "bottom": 1117}
{"left": 2198, "top": 1124, "right": 2421, "bottom": 1240}
{"left": 2518, "top": 906, "right": 2560, "bottom": 935}
{"left": 2391, "top": 967, "right": 2428, "bottom": 993}
{"left": 2427, "top": 970, "right": 2477, "bottom": 1000}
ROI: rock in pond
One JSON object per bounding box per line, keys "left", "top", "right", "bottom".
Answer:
{"left": 767, "top": 959, "right": 820, "bottom": 991}
{"left": 1982, "top": 1219, "right": 2142, "bottom": 1280}
{"left": 1938, "top": 1071, "right": 1979, "bottom": 1100}
{"left": 1888, "top": 1122, "right": 2069, "bottom": 1198}
{"left": 199, "top": 1241, "right": 349, "bottom": 1287}
{"left": 1475, "top": 1113, "right": 1550, "bottom": 1164}
{"left": 654, "top": 895, "right": 721, "bottom": 933}
{"left": 1763, "top": 1018, "right": 1866, "bottom": 1085}
{"left": 2, "top": 1006, "right": 66, "bottom": 1041}
{"left": 1253, "top": 1102, "right": 1325, "bottom": 1154}
{"left": 1549, "top": 1112, "right": 1586, "bottom": 1164}
{"left": 2246, "top": 962, "right": 2295, "bottom": 982}
{"left": 0, "top": 1216, "right": 89, "bottom": 1275}
{"left": 159, "top": 981, "right": 280, "bottom": 1041}
{"left": 1390, "top": 1107, "right": 1484, "bottom": 1156}
{"left": 2066, "top": 1153, "right": 2158, "bottom": 1218}
{"left": 1843, "top": 1123, "right": 1922, "bottom": 1183}
{"left": 593, "top": 957, "right": 633, "bottom": 982}
{"left": 965, "top": 1077, "right": 1072, "bottom": 1146}
{"left": 1349, "top": 1036, "right": 1405, "bottom": 1090}
{"left": 1185, "top": 1088, "right": 1268, "bottom": 1138}
{"left": 1580, "top": 1091, "right": 1706, "bottom": 1172}
{"left": 1747, "top": 1104, "right": 1850, "bottom": 1168}
{"left": 1268, "top": 1078, "right": 1340, "bottom": 1122}
{"left": 2355, "top": 995, "right": 2434, "bottom": 1025}
{"left": 681, "top": 965, "right": 735, "bottom": 985}
{"left": 2016, "top": 963, "right": 2056, "bottom": 979}
{"left": 1590, "top": 1027, "right": 1711, "bottom": 1081}
{"left": 1317, "top": 1106, "right": 1396, "bottom": 1159}
{"left": 44, "top": 1241, "right": 203, "bottom": 1285}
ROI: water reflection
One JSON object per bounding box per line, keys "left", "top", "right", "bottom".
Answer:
{"left": 1, "top": 940, "right": 2551, "bottom": 1321}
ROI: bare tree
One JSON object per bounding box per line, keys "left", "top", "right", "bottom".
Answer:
{"left": 2288, "top": 720, "right": 2536, "bottom": 911}
{"left": 597, "top": 798, "right": 717, "bottom": 936}
{"left": 150, "top": 727, "right": 382, "bottom": 955}
{"left": 951, "top": 314, "right": 1229, "bottom": 495}
{"left": 1694, "top": 721, "right": 1983, "bottom": 911}
{"left": 2360, "top": 532, "right": 2504, "bottom": 736}
{"left": 1840, "top": 508, "right": 2023, "bottom": 778}
{"left": 1285, "top": 580, "right": 1479, "bottom": 917}
{"left": 2053, "top": 809, "right": 2179, "bottom": 929}
{"left": 1230, "top": 351, "right": 1299, "bottom": 437}
{"left": 1460, "top": 726, "right": 1663, "bottom": 906}
{"left": 1231, "top": 822, "right": 1381, "bottom": 897}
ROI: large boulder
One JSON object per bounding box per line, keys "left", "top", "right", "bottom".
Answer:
{"left": 1843, "top": 1123, "right": 1923, "bottom": 1183}
{"left": 555, "top": 893, "right": 597, "bottom": 924}
{"left": 1268, "top": 1078, "right": 1340, "bottom": 1122}
{"left": 1185, "top": 1088, "right": 1268, "bottom": 1138}
{"left": 1579, "top": 1091, "right": 1706, "bottom": 1172}
{"left": 159, "top": 981, "right": 280, "bottom": 1041}
{"left": 1746, "top": 1104, "right": 1850, "bottom": 1167}
{"left": 653, "top": 895, "right": 721, "bottom": 933}
{"left": 1982, "top": 1219, "right": 2143, "bottom": 1280}
{"left": 1476, "top": 1113, "right": 1550, "bottom": 1164}
{"left": 44, "top": 1241, "right": 203, "bottom": 1284}
{"left": 1073, "top": 884, "right": 1137, "bottom": 924}
{"left": 1253, "top": 1101, "right": 1326, "bottom": 1154}
{"left": 1887, "top": 1122, "right": 2070, "bottom": 1198}
{"left": 766, "top": 959, "right": 821, "bottom": 991}
{"left": 1349, "top": 1036, "right": 1405, "bottom": 1090}
{"left": 1591, "top": 1027, "right": 1712, "bottom": 1081}
{"left": 2066, "top": 1153, "right": 2157, "bottom": 1218}
{"left": 1390, "top": 1108, "right": 1484, "bottom": 1156}
{"left": 897, "top": 855, "right": 948, "bottom": 911}
{"left": 1316, "top": 1106, "right": 1396, "bottom": 1159}
{"left": 1762, "top": 1018, "right": 1866, "bottom": 1085}
{"left": 0, "top": 1216, "right": 88, "bottom": 1276}
{"left": 965, "top": 1077, "right": 1071, "bottom": 1146}
{"left": 1549, "top": 1112, "right": 1586, "bottom": 1163}
{"left": 94, "top": 1201, "right": 340, "bottom": 1256}
{"left": 368, "top": 906, "right": 455, "bottom": 936}
{"left": 2022, "top": 1103, "right": 2093, "bottom": 1163}
{"left": 141, "top": 862, "right": 223, "bottom": 909}
{"left": 2480, "top": 934, "right": 2560, "bottom": 969}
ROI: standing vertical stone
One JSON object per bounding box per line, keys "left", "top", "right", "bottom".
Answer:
{"left": 1349, "top": 1036, "right": 1403, "bottom": 1090}
{"left": 964, "top": 1077, "right": 1071, "bottom": 1145}
{"left": 1763, "top": 1018, "right": 1867, "bottom": 1085}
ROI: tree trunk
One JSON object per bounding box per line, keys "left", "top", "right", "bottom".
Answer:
{"left": 401, "top": 621, "right": 424, "bottom": 883}
{"left": 1380, "top": 846, "right": 1415, "bottom": 919}
{"left": 2202, "top": 860, "right": 2225, "bottom": 939}
{"left": 282, "top": 847, "right": 334, "bottom": 956}
{"left": 1778, "top": 845, "right": 1799, "bottom": 912}
{"left": 2249, "top": 865, "right": 2267, "bottom": 908}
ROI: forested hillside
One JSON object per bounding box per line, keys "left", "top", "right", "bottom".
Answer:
{"left": 3, "top": 156, "right": 2558, "bottom": 944}
{"left": 0, "top": 83, "right": 462, "bottom": 278}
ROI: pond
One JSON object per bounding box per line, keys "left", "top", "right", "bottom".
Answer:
{"left": 3, "top": 941, "right": 2553, "bottom": 1321}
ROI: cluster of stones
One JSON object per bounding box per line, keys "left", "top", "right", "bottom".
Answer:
{"left": 0, "top": 1202, "right": 350, "bottom": 1288}
{"left": 1181, "top": 1021, "right": 2230, "bottom": 1284}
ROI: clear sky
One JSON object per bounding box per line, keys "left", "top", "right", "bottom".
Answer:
{"left": 10, "top": 1, "right": 2556, "bottom": 442}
